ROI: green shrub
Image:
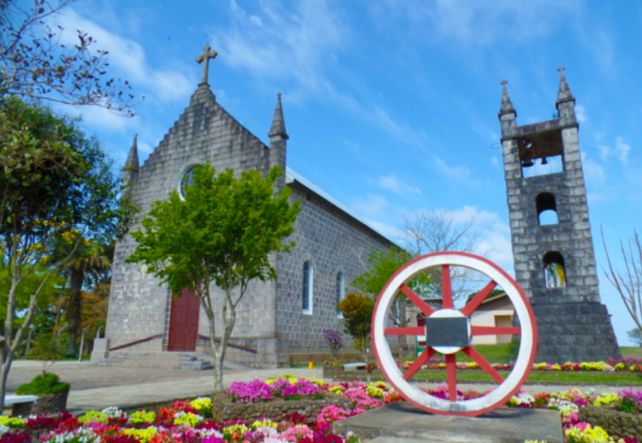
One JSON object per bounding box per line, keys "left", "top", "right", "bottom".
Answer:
{"left": 15, "top": 373, "right": 70, "bottom": 395}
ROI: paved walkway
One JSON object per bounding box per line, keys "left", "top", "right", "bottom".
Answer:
{"left": 4, "top": 360, "right": 629, "bottom": 414}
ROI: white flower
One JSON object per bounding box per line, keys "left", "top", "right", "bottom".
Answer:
{"left": 101, "top": 406, "right": 124, "bottom": 418}
{"left": 198, "top": 429, "right": 223, "bottom": 438}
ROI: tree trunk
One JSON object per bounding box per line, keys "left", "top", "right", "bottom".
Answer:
{"left": 65, "top": 269, "right": 84, "bottom": 357}
{"left": 0, "top": 345, "right": 13, "bottom": 412}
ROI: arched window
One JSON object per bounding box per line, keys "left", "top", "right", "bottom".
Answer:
{"left": 336, "top": 272, "right": 345, "bottom": 317}
{"left": 302, "top": 261, "right": 313, "bottom": 314}
{"left": 543, "top": 251, "right": 566, "bottom": 288}
{"left": 536, "top": 192, "right": 558, "bottom": 225}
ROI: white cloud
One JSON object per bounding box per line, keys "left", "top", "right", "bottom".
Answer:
{"left": 351, "top": 195, "right": 390, "bottom": 219}
{"left": 433, "top": 157, "right": 481, "bottom": 187}
{"left": 575, "top": 104, "right": 587, "bottom": 123}
{"left": 371, "top": 0, "right": 580, "bottom": 48}
{"left": 582, "top": 154, "right": 606, "bottom": 188}
{"left": 616, "top": 137, "right": 631, "bottom": 164}
{"left": 401, "top": 205, "right": 514, "bottom": 272}
{"left": 597, "top": 136, "right": 631, "bottom": 165}
{"left": 211, "top": 0, "right": 347, "bottom": 97}
{"left": 379, "top": 174, "right": 422, "bottom": 196}
{"left": 361, "top": 218, "right": 404, "bottom": 241}
{"left": 55, "top": 9, "right": 194, "bottom": 104}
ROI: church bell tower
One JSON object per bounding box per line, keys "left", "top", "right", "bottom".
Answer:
{"left": 498, "top": 69, "right": 620, "bottom": 363}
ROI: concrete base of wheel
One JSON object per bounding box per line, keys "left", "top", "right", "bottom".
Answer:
{"left": 333, "top": 402, "right": 563, "bottom": 443}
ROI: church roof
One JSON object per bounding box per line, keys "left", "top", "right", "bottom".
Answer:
{"left": 285, "top": 167, "right": 399, "bottom": 248}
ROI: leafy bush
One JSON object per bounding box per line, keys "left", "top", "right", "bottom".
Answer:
{"left": 15, "top": 373, "right": 70, "bottom": 395}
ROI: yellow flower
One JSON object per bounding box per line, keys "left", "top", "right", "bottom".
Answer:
{"left": 564, "top": 425, "right": 617, "bottom": 443}
{"left": 173, "top": 412, "right": 203, "bottom": 427}
{"left": 0, "top": 416, "right": 25, "bottom": 428}
{"left": 251, "top": 419, "right": 278, "bottom": 429}
{"left": 128, "top": 410, "right": 156, "bottom": 425}
{"left": 223, "top": 424, "right": 249, "bottom": 436}
{"left": 190, "top": 397, "right": 212, "bottom": 414}
{"left": 594, "top": 393, "right": 620, "bottom": 407}
{"left": 79, "top": 411, "right": 109, "bottom": 424}
{"left": 122, "top": 427, "right": 158, "bottom": 443}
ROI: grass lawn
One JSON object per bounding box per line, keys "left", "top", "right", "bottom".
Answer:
{"left": 620, "top": 346, "right": 642, "bottom": 359}
{"left": 415, "top": 369, "right": 642, "bottom": 385}
{"left": 422, "top": 344, "right": 642, "bottom": 365}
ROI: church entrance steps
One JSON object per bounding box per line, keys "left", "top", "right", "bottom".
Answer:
{"left": 93, "top": 352, "right": 216, "bottom": 371}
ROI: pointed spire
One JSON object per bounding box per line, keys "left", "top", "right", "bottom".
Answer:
{"left": 125, "top": 134, "right": 139, "bottom": 172}
{"left": 268, "top": 93, "right": 289, "bottom": 140}
{"left": 498, "top": 80, "right": 516, "bottom": 117}
{"left": 556, "top": 66, "right": 574, "bottom": 104}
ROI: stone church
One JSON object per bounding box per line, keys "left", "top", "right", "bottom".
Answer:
{"left": 93, "top": 47, "right": 396, "bottom": 368}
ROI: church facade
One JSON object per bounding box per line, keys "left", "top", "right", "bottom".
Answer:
{"left": 97, "top": 49, "right": 396, "bottom": 368}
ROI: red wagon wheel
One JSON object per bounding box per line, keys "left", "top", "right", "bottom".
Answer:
{"left": 371, "top": 252, "right": 537, "bottom": 416}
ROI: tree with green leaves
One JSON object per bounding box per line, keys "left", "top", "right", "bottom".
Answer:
{"left": 126, "top": 164, "right": 300, "bottom": 391}
{"left": 56, "top": 238, "right": 112, "bottom": 356}
{"left": 0, "top": 97, "right": 132, "bottom": 409}
{"left": 0, "top": 0, "right": 137, "bottom": 115}
{"left": 338, "top": 292, "right": 375, "bottom": 375}
{"left": 352, "top": 246, "right": 430, "bottom": 362}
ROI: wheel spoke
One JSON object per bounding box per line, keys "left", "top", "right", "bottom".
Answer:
{"left": 462, "top": 346, "right": 504, "bottom": 384}
{"left": 471, "top": 326, "right": 521, "bottom": 336}
{"left": 442, "top": 265, "right": 453, "bottom": 309}
{"left": 459, "top": 280, "right": 498, "bottom": 317}
{"left": 385, "top": 326, "right": 425, "bottom": 336}
{"left": 445, "top": 354, "right": 457, "bottom": 401}
{"left": 400, "top": 284, "right": 435, "bottom": 317}
{"left": 403, "top": 347, "right": 435, "bottom": 380}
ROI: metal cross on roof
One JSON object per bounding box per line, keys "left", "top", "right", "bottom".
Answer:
{"left": 196, "top": 44, "right": 218, "bottom": 85}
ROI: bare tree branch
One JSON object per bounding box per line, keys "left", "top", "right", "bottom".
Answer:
{"left": 400, "top": 210, "right": 487, "bottom": 301}
{"left": 602, "top": 226, "right": 642, "bottom": 334}
{"left": 0, "top": 0, "right": 140, "bottom": 116}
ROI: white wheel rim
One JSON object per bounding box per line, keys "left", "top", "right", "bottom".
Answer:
{"left": 372, "top": 252, "right": 537, "bottom": 415}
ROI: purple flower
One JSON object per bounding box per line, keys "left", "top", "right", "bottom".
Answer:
{"left": 227, "top": 379, "right": 272, "bottom": 403}
{"left": 323, "top": 329, "right": 344, "bottom": 359}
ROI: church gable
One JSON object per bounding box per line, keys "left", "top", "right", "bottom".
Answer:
{"left": 133, "top": 84, "right": 274, "bottom": 213}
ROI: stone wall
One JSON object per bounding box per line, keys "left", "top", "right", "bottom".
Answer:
{"left": 211, "top": 392, "right": 352, "bottom": 424}
{"left": 274, "top": 184, "right": 393, "bottom": 359}
{"left": 579, "top": 406, "right": 642, "bottom": 441}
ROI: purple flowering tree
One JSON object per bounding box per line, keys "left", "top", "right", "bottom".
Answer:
{"left": 322, "top": 329, "right": 344, "bottom": 362}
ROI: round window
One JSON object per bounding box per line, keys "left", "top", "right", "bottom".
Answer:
{"left": 179, "top": 165, "right": 200, "bottom": 199}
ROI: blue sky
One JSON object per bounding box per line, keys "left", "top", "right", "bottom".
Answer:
{"left": 50, "top": 0, "right": 642, "bottom": 346}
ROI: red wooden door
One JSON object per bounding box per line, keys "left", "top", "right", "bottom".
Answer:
{"left": 167, "top": 288, "right": 200, "bottom": 351}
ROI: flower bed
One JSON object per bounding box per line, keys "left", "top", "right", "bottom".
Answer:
{"left": 1, "top": 376, "right": 642, "bottom": 443}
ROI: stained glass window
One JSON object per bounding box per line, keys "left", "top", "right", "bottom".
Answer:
{"left": 180, "top": 166, "right": 200, "bottom": 199}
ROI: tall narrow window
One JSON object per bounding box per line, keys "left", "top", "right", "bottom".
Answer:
{"left": 336, "top": 272, "right": 345, "bottom": 317}
{"left": 302, "top": 261, "right": 313, "bottom": 314}
{"left": 536, "top": 192, "right": 558, "bottom": 225}
{"left": 543, "top": 251, "right": 566, "bottom": 288}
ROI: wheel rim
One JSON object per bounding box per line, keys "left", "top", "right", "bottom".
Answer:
{"left": 372, "top": 251, "right": 538, "bottom": 416}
